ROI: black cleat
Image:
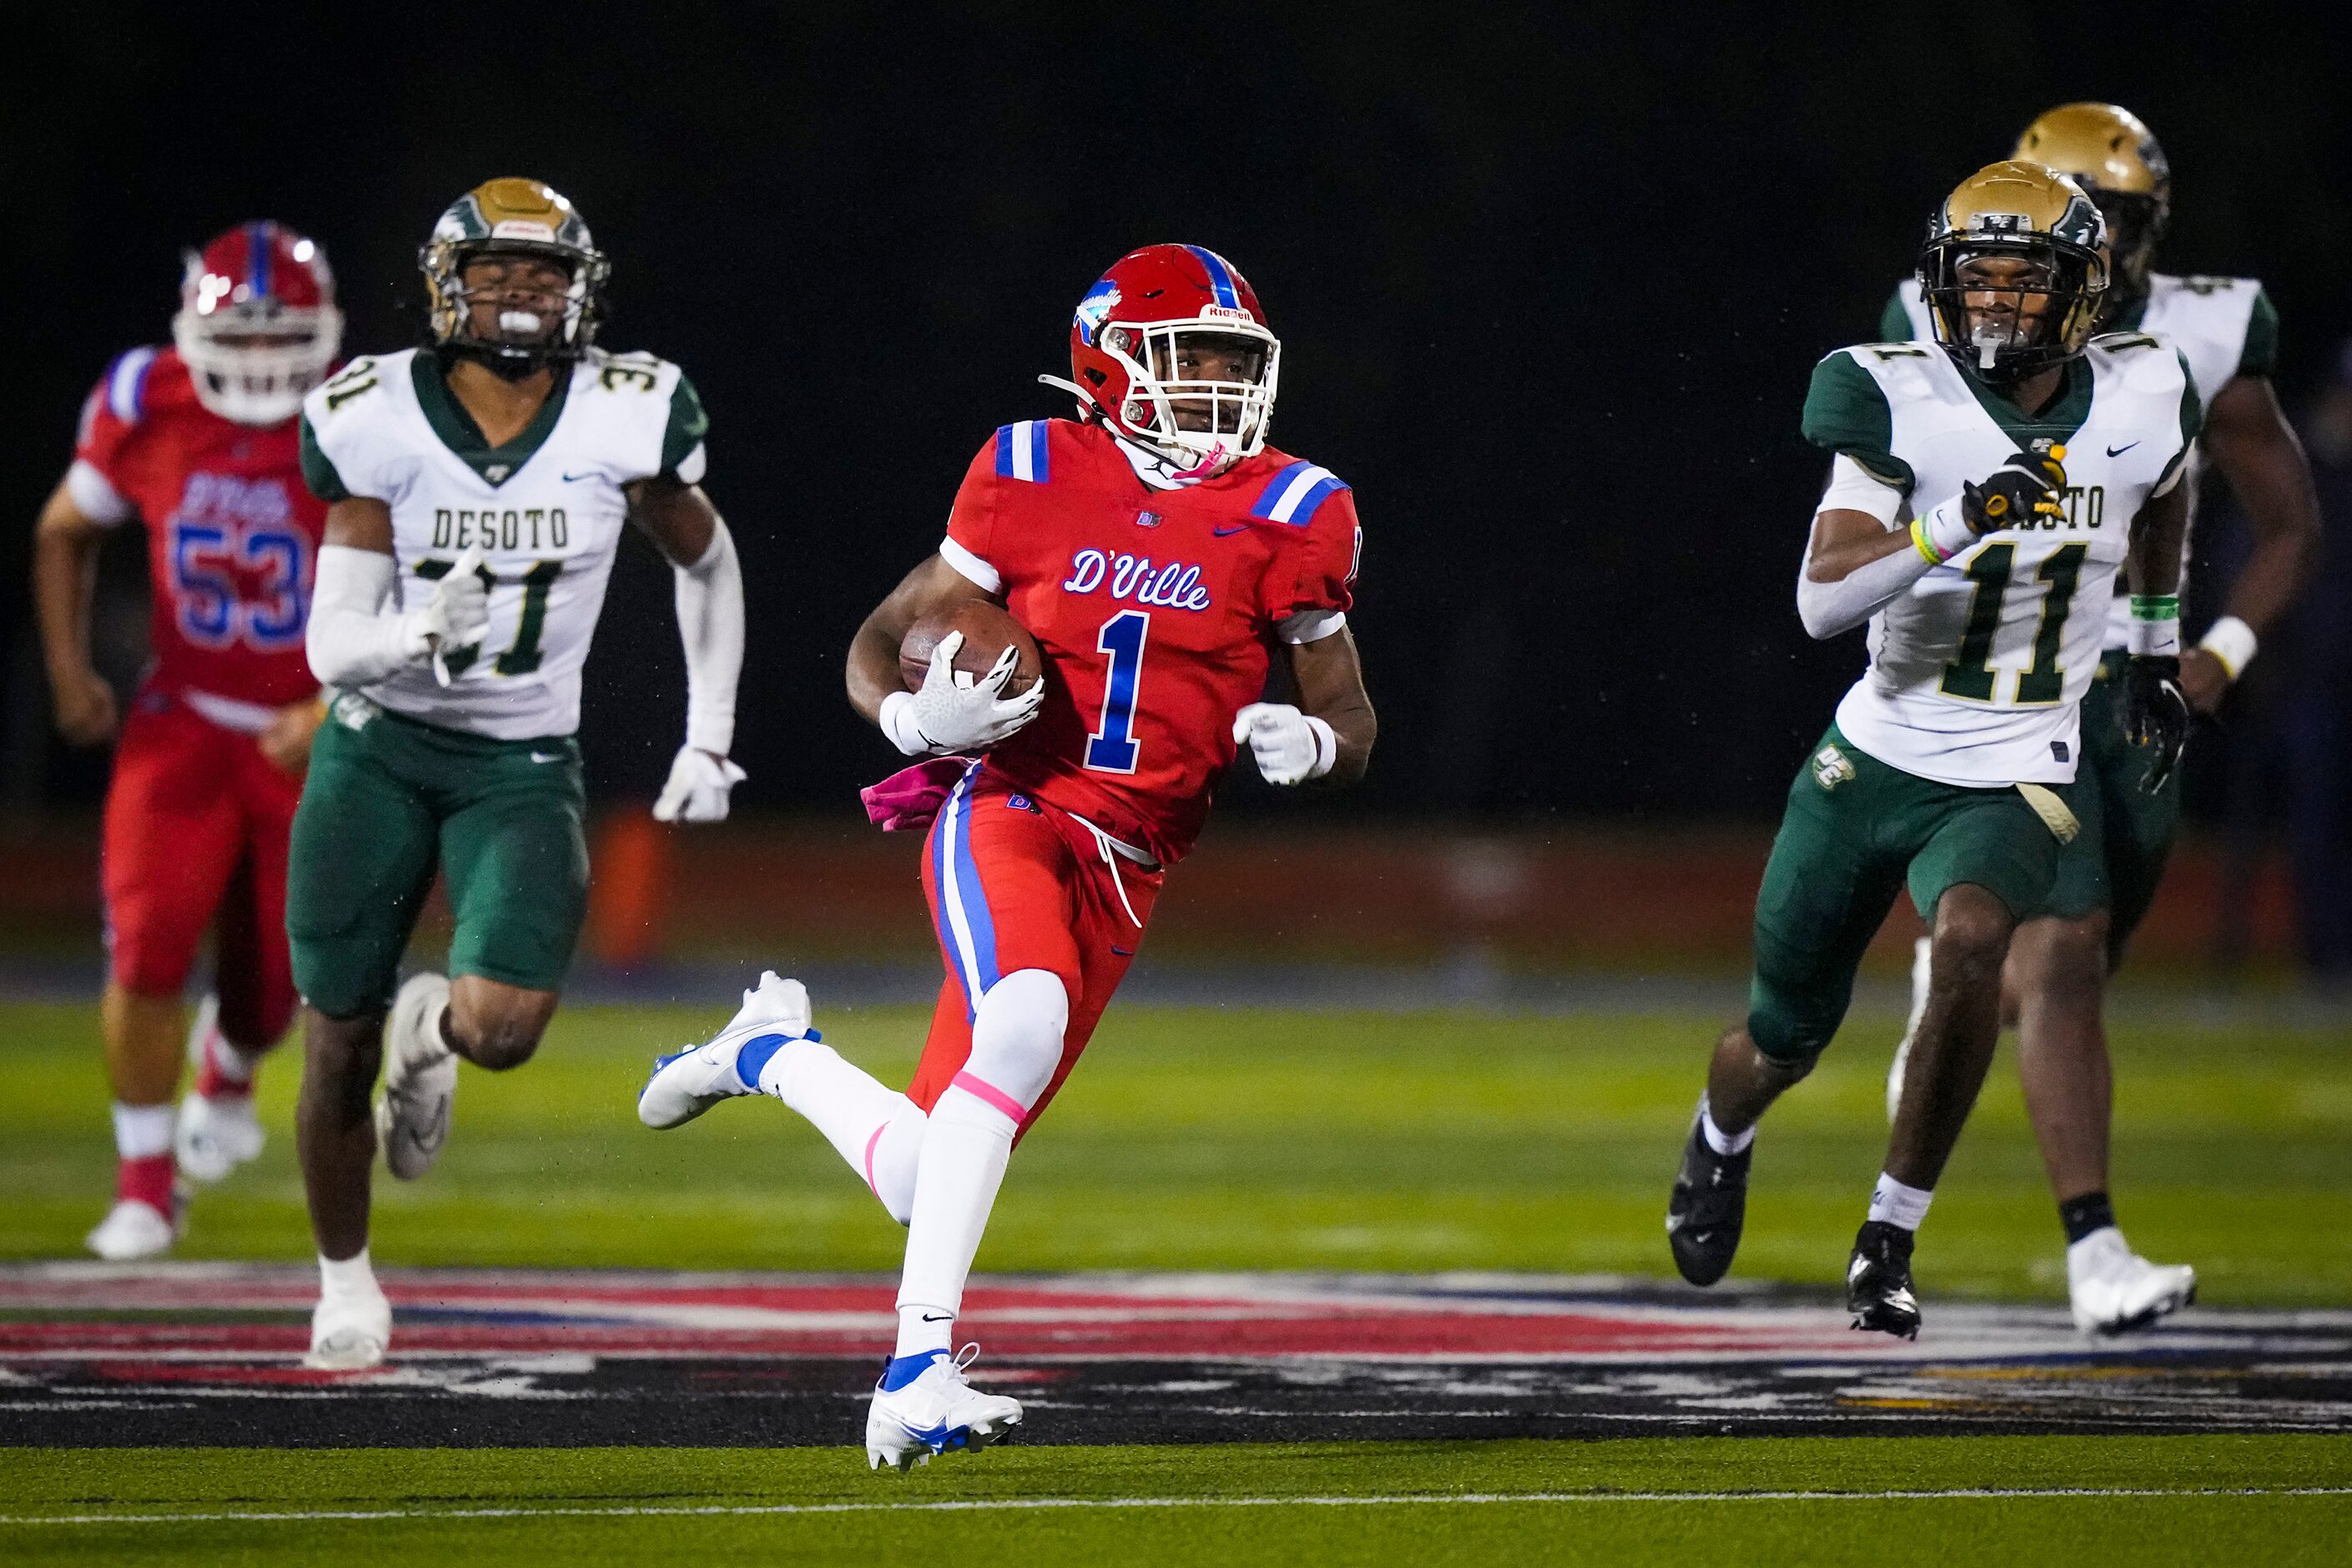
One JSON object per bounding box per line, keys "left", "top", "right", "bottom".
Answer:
{"left": 1666, "top": 1118, "right": 1750, "bottom": 1286}
{"left": 1847, "top": 1220, "right": 1922, "bottom": 1338}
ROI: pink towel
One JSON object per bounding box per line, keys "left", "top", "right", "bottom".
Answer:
{"left": 860, "top": 757, "right": 975, "bottom": 832}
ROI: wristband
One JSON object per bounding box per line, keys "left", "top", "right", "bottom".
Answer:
{"left": 2197, "top": 614, "right": 2258, "bottom": 680}
{"left": 2127, "top": 594, "right": 2182, "bottom": 658}
{"left": 1909, "top": 498, "right": 1976, "bottom": 565}
{"left": 878, "top": 690, "right": 931, "bottom": 756}
{"left": 1303, "top": 715, "right": 1338, "bottom": 781}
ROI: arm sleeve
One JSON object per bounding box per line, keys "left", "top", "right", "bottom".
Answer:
{"left": 299, "top": 413, "right": 353, "bottom": 503}
{"left": 939, "top": 437, "right": 1004, "bottom": 592}
{"left": 306, "top": 544, "right": 418, "bottom": 687}
{"left": 660, "top": 373, "right": 711, "bottom": 484}
{"left": 1877, "top": 285, "right": 1915, "bottom": 345}
{"left": 672, "top": 518, "right": 744, "bottom": 756}
{"left": 2152, "top": 352, "right": 2208, "bottom": 495}
{"left": 2236, "top": 286, "right": 2279, "bottom": 380}
{"left": 1794, "top": 533, "right": 1936, "bottom": 640}
{"left": 1802, "top": 351, "right": 1915, "bottom": 496}
{"left": 1271, "top": 487, "right": 1359, "bottom": 642}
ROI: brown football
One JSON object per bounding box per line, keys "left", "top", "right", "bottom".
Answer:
{"left": 899, "top": 600, "right": 1044, "bottom": 696}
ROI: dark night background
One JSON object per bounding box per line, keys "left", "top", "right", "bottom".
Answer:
{"left": 7, "top": 3, "right": 2347, "bottom": 828}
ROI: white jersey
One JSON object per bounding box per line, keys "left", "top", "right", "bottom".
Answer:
{"left": 1885, "top": 272, "right": 2276, "bottom": 647}
{"left": 1803, "top": 336, "right": 2199, "bottom": 786}
{"left": 300, "top": 346, "right": 708, "bottom": 739}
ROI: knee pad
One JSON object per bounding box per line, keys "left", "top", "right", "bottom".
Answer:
{"left": 963, "top": 969, "right": 1070, "bottom": 1111}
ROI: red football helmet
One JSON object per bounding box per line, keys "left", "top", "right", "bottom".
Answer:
{"left": 1044, "top": 244, "right": 1281, "bottom": 478}
{"left": 172, "top": 221, "right": 341, "bottom": 426}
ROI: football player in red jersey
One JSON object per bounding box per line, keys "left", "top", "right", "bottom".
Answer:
{"left": 32, "top": 222, "right": 341, "bottom": 1259}
{"left": 639, "top": 244, "right": 1375, "bottom": 1466}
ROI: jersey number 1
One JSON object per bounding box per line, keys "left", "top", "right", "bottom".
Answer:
{"left": 1083, "top": 609, "right": 1150, "bottom": 773}
{"left": 416, "top": 558, "right": 562, "bottom": 677}
{"left": 1940, "top": 543, "right": 2086, "bottom": 705}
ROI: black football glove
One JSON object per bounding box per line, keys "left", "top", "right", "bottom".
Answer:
{"left": 1960, "top": 445, "right": 2068, "bottom": 534}
{"left": 2123, "top": 653, "right": 2190, "bottom": 794}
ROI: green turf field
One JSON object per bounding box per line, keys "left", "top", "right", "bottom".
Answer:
{"left": 2, "top": 996, "right": 2347, "bottom": 1303}
{"left": 5, "top": 1436, "right": 2348, "bottom": 1565}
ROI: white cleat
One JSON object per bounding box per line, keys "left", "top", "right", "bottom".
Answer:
{"left": 2069, "top": 1226, "right": 2197, "bottom": 1335}
{"left": 865, "top": 1347, "right": 1024, "bottom": 1472}
{"left": 178, "top": 994, "right": 266, "bottom": 1184}
{"left": 305, "top": 1288, "right": 393, "bottom": 1370}
{"left": 85, "top": 1198, "right": 180, "bottom": 1262}
{"left": 377, "top": 973, "right": 456, "bottom": 1181}
{"left": 638, "top": 971, "right": 814, "bottom": 1130}
{"left": 1887, "top": 934, "right": 1932, "bottom": 1124}
{"left": 176, "top": 1092, "right": 264, "bottom": 1185}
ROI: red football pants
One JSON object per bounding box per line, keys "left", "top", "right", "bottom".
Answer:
{"left": 103, "top": 695, "right": 303, "bottom": 1047}
{"left": 908, "top": 766, "right": 1162, "bottom": 1133}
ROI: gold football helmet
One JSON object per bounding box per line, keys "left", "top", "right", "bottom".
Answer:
{"left": 421, "top": 178, "right": 609, "bottom": 375}
{"left": 1918, "top": 161, "right": 2109, "bottom": 384}
{"left": 2014, "top": 104, "right": 2170, "bottom": 306}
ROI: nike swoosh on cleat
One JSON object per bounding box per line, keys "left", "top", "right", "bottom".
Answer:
{"left": 2106, "top": 442, "right": 2139, "bottom": 457}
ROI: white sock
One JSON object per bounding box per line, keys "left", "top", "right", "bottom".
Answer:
{"left": 897, "top": 1085, "right": 1017, "bottom": 1324}
{"left": 757, "top": 1039, "right": 923, "bottom": 1219}
{"left": 1698, "top": 1096, "right": 1755, "bottom": 1156}
{"left": 112, "top": 1102, "right": 174, "bottom": 1160}
{"left": 1869, "top": 1172, "right": 1935, "bottom": 1232}
{"left": 895, "top": 1302, "right": 955, "bottom": 1359}
{"left": 319, "top": 1247, "right": 381, "bottom": 1301}
{"left": 891, "top": 970, "right": 1068, "bottom": 1347}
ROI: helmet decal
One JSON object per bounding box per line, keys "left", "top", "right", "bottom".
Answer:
{"left": 1074, "top": 278, "right": 1120, "bottom": 346}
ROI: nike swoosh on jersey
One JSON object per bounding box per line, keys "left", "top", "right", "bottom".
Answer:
{"left": 562, "top": 470, "right": 596, "bottom": 482}
{"left": 530, "top": 751, "right": 564, "bottom": 764}
{"left": 1212, "top": 524, "right": 1250, "bottom": 537}
{"left": 2106, "top": 442, "right": 2140, "bottom": 457}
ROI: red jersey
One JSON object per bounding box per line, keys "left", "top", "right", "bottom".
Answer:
{"left": 943, "top": 418, "right": 1360, "bottom": 865}
{"left": 69, "top": 346, "right": 325, "bottom": 711}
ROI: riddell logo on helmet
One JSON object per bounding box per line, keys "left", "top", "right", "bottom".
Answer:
{"left": 490, "top": 220, "right": 559, "bottom": 241}
{"left": 1199, "top": 304, "right": 1254, "bottom": 324}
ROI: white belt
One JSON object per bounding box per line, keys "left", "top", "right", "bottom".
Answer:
{"left": 180, "top": 688, "right": 279, "bottom": 736}
{"left": 1065, "top": 810, "right": 1156, "bottom": 928}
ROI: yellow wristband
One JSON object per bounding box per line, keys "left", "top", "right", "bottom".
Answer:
{"left": 1909, "top": 516, "right": 1943, "bottom": 565}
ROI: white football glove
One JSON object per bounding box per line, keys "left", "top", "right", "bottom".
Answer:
{"left": 1232, "top": 701, "right": 1337, "bottom": 787}
{"left": 653, "top": 746, "right": 747, "bottom": 823}
{"left": 407, "top": 545, "right": 491, "bottom": 685}
{"left": 883, "top": 630, "right": 1045, "bottom": 756}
